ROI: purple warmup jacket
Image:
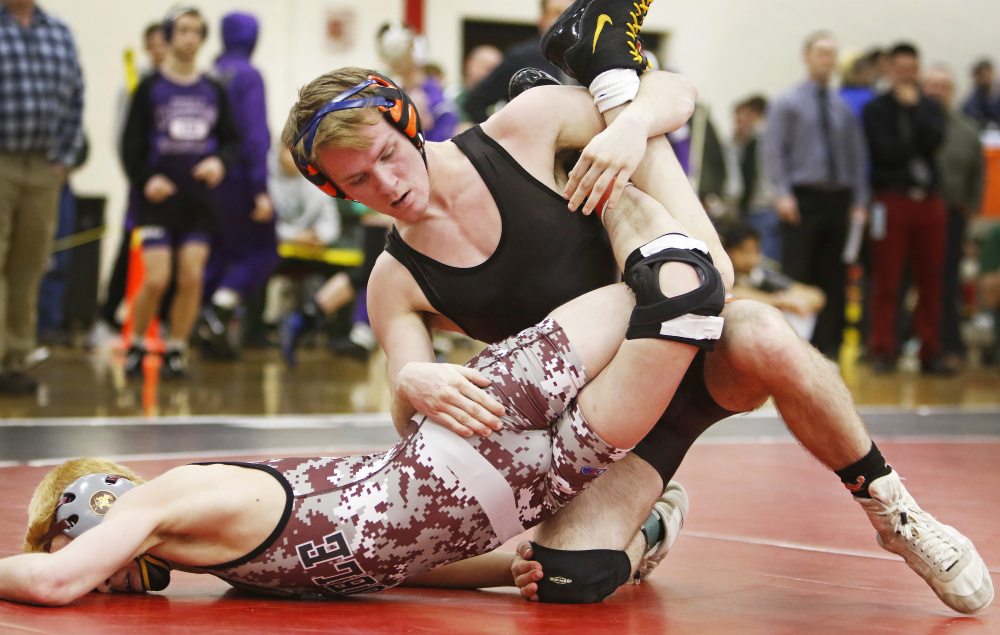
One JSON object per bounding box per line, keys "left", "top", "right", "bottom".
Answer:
{"left": 214, "top": 12, "right": 268, "bottom": 197}
{"left": 204, "top": 11, "right": 278, "bottom": 300}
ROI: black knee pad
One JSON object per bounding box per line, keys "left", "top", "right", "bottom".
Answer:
{"left": 530, "top": 542, "right": 631, "bottom": 604}
{"left": 624, "top": 233, "right": 726, "bottom": 351}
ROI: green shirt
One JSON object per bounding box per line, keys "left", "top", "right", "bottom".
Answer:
{"left": 982, "top": 223, "right": 1000, "bottom": 273}
{"left": 938, "top": 111, "right": 985, "bottom": 211}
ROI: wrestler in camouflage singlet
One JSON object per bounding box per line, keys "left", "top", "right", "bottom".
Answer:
{"left": 192, "top": 319, "right": 629, "bottom": 597}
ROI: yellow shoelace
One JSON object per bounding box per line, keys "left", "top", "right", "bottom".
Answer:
{"left": 626, "top": 1, "right": 653, "bottom": 66}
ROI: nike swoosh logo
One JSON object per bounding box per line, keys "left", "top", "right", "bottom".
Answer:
{"left": 593, "top": 14, "right": 613, "bottom": 54}
{"left": 845, "top": 476, "right": 865, "bottom": 492}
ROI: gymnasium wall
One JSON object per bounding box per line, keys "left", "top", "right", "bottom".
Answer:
{"left": 41, "top": 0, "right": 1000, "bottom": 282}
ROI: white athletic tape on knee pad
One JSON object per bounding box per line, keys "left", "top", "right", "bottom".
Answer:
{"left": 659, "top": 314, "right": 725, "bottom": 341}
{"left": 639, "top": 234, "right": 709, "bottom": 258}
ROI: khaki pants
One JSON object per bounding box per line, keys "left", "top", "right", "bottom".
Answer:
{"left": 0, "top": 152, "right": 63, "bottom": 371}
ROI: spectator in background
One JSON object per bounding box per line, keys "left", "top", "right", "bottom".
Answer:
{"left": 93, "top": 23, "right": 169, "bottom": 344}
{"left": 867, "top": 48, "right": 891, "bottom": 92}
{"left": 923, "top": 64, "right": 985, "bottom": 370}
{"left": 36, "top": 138, "right": 88, "bottom": 346}
{"left": 980, "top": 224, "right": 1000, "bottom": 362}
{"left": 199, "top": 11, "right": 279, "bottom": 359}
{"left": 731, "top": 95, "right": 780, "bottom": 261}
{"left": 461, "top": 0, "right": 573, "bottom": 124}
{"left": 723, "top": 223, "right": 825, "bottom": 341}
{"left": 762, "top": 31, "right": 869, "bottom": 360}
{"left": 376, "top": 22, "right": 457, "bottom": 142}
{"left": 839, "top": 53, "right": 877, "bottom": 120}
{"left": 453, "top": 44, "right": 503, "bottom": 124}
{"left": 115, "top": 23, "right": 169, "bottom": 149}
{"left": 272, "top": 147, "right": 340, "bottom": 250}
{"left": 962, "top": 59, "right": 1000, "bottom": 129}
{"left": 863, "top": 42, "right": 949, "bottom": 374}
{"left": 269, "top": 146, "right": 352, "bottom": 364}
{"left": 691, "top": 103, "right": 729, "bottom": 218}
{"left": 121, "top": 7, "right": 240, "bottom": 379}
{"left": 0, "top": 0, "right": 84, "bottom": 395}
{"left": 279, "top": 195, "right": 390, "bottom": 367}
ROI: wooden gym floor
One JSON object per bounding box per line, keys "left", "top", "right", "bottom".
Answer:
{"left": 0, "top": 343, "right": 998, "bottom": 633}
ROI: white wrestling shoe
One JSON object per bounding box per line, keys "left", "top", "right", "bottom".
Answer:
{"left": 631, "top": 481, "right": 688, "bottom": 583}
{"left": 858, "top": 471, "right": 994, "bottom": 614}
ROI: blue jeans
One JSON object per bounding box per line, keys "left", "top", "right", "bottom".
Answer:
{"left": 747, "top": 206, "right": 781, "bottom": 263}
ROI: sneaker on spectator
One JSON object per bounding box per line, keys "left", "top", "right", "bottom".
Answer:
{"left": 0, "top": 370, "right": 39, "bottom": 396}
{"left": 85, "top": 320, "right": 118, "bottom": 350}
{"left": 280, "top": 312, "right": 314, "bottom": 368}
{"left": 197, "top": 305, "right": 239, "bottom": 360}
{"left": 124, "top": 345, "right": 145, "bottom": 379}
{"left": 161, "top": 349, "right": 189, "bottom": 380}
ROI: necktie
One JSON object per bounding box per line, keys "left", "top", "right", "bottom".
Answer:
{"left": 818, "top": 86, "right": 838, "bottom": 183}
{"left": 739, "top": 136, "right": 758, "bottom": 213}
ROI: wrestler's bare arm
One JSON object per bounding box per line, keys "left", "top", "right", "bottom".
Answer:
{"left": 485, "top": 70, "right": 696, "bottom": 214}
{"left": 559, "top": 71, "right": 698, "bottom": 214}
{"left": 541, "top": 73, "right": 733, "bottom": 286}
{"left": 0, "top": 491, "right": 164, "bottom": 605}
{"left": 400, "top": 551, "right": 517, "bottom": 589}
{"left": 368, "top": 253, "right": 505, "bottom": 437}
{"left": 0, "top": 465, "right": 286, "bottom": 606}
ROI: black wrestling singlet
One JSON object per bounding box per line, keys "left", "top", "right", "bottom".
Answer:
{"left": 384, "top": 126, "right": 618, "bottom": 344}
{"left": 386, "top": 126, "right": 738, "bottom": 485}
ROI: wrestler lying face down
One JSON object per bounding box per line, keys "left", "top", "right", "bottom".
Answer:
{"left": 0, "top": 237, "right": 727, "bottom": 604}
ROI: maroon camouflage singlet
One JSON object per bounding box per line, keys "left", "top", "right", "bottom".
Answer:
{"left": 191, "top": 319, "right": 629, "bottom": 597}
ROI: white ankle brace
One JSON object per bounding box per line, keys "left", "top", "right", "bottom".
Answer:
{"left": 589, "top": 69, "right": 641, "bottom": 113}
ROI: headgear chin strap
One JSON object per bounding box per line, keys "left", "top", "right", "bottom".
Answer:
{"left": 291, "top": 72, "right": 426, "bottom": 200}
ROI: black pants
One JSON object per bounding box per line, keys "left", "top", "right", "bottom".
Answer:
{"left": 99, "top": 227, "right": 131, "bottom": 326}
{"left": 940, "top": 206, "right": 968, "bottom": 356}
{"left": 783, "top": 186, "right": 852, "bottom": 358}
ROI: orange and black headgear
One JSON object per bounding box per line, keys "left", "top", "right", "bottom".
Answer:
{"left": 291, "top": 72, "right": 426, "bottom": 200}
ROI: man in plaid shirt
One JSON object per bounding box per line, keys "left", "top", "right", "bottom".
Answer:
{"left": 0, "top": 0, "right": 83, "bottom": 395}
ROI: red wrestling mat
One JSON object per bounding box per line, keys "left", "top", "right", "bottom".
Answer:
{"left": 1, "top": 441, "right": 997, "bottom": 634}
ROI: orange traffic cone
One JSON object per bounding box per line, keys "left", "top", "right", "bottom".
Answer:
{"left": 120, "top": 230, "right": 164, "bottom": 354}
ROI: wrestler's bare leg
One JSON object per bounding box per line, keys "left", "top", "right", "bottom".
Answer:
{"left": 706, "top": 300, "right": 871, "bottom": 469}
{"left": 529, "top": 106, "right": 723, "bottom": 564}
{"left": 532, "top": 453, "right": 659, "bottom": 559}
{"left": 530, "top": 301, "right": 873, "bottom": 565}
{"left": 553, "top": 185, "right": 705, "bottom": 450}
{"left": 532, "top": 181, "right": 712, "bottom": 564}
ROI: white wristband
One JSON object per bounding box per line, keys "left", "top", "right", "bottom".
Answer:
{"left": 589, "top": 69, "right": 641, "bottom": 113}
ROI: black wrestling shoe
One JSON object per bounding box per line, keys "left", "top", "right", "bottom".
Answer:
{"left": 197, "top": 304, "right": 239, "bottom": 360}
{"left": 161, "top": 349, "right": 189, "bottom": 380}
{"left": 124, "top": 345, "right": 145, "bottom": 379}
{"left": 508, "top": 67, "right": 562, "bottom": 101}
{"left": 540, "top": 0, "right": 653, "bottom": 88}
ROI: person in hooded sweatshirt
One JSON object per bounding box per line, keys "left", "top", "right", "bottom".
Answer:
{"left": 199, "top": 11, "right": 279, "bottom": 358}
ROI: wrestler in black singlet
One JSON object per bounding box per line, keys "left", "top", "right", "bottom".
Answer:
{"left": 386, "top": 126, "right": 617, "bottom": 345}
{"left": 385, "top": 125, "right": 737, "bottom": 485}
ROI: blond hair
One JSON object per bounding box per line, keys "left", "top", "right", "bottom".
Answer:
{"left": 23, "top": 458, "right": 145, "bottom": 554}
{"left": 281, "top": 67, "right": 386, "bottom": 167}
